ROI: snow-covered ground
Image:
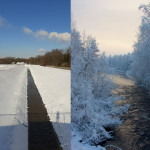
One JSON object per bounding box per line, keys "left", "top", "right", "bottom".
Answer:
{"left": 0, "top": 64, "right": 16, "bottom": 70}
{"left": 71, "top": 131, "right": 105, "bottom": 150}
{"left": 0, "top": 64, "right": 70, "bottom": 150}
{"left": 0, "top": 65, "right": 28, "bottom": 150}
{"left": 28, "top": 65, "right": 71, "bottom": 150}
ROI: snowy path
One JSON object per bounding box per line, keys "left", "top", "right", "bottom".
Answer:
{"left": 0, "top": 64, "right": 70, "bottom": 150}
{"left": 104, "top": 75, "right": 150, "bottom": 150}
{"left": 27, "top": 70, "right": 61, "bottom": 150}
{"left": 0, "top": 65, "right": 27, "bottom": 150}
{"left": 28, "top": 65, "right": 71, "bottom": 150}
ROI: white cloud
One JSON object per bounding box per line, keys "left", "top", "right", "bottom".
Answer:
{"left": 49, "top": 32, "right": 70, "bottom": 42}
{"left": 23, "top": 27, "right": 70, "bottom": 42}
{"left": 0, "top": 16, "right": 5, "bottom": 26}
{"left": 37, "top": 48, "right": 46, "bottom": 53}
{"left": 0, "top": 16, "right": 12, "bottom": 28}
{"left": 23, "top": 27, "right": 32, "bottom": 34}
{"left": 34, "top": 30, "right": 49, "bottom": 39}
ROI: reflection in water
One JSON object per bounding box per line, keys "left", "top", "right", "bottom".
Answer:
{"left": 104, "top": 75, "right": 150, "bottom": 150}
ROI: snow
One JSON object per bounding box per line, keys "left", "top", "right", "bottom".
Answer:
{"left": 71, "top": 28, "right": 129, "bottom": 149}
{"left": 0, "top": 64, "right": 70, "bottom": 150}
{"left": 131, "top": 3, "right": 150, "bottom": 93}
{"left": 0, "top": 64, "right": 16, "bottom": 70}
{"left": 28, "top": 65, "right": 71, "bottom": 150}
{"left": 71, "top": 132, "right": 106, "bottom": 150}
{"left": 16, "top": 62, "right": 26, "bottom": 65}
{"left": 0, "top": 65, "right": 28, "bottom": 150}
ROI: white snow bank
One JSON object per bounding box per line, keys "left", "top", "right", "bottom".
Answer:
{"left": 71, "top": 131, "right": 105, "bottom": 150}
{"left": 28, "top": 65, "right": 70, "bottom": 150}
{"left": 16, "top": 62, "right": 26, "bottom": 65}
{"left": 0, "top": 64, "right": 16, "bottom": 70}
{"left": 0, "top": 65, "right": 28, "bottom": 150}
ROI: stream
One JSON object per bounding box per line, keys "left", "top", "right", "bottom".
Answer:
{"left": 104, "top": 75, "right": 150, "bottom": 150}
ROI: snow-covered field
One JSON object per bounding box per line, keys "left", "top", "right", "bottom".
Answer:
{"left": 28, "top": 65, "right": 71, "bottom": 150}
{"left": 0, "top": 65, "right": 28, "bottom": 150}
{"left": 0, "top": 64, "right": 70, "bottom": 150}
{"left": 0, "top": 64, "right": 16, "bottom": 70}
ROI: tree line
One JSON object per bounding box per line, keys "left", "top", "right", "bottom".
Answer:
{"left": 131, "top": 4, "right": 150, "bottom": 92}
{"left": 107, "top": 53, "right": 132, "bottom": 74}
{"left": 0, "top": 48, "right": 70, "bottom": 67}
{"left": 71, "top": 27, "right": 127, "bottom": 146}
{"left": 107, "top": 3, "right": 150, "bottom": 93}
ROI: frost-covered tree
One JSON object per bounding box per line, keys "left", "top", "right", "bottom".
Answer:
{"left": 107, "top": 53, "right": 132, "bottom": 75}
{"left": 131, "top": 3, "right": 150, "bottom": 93}
{"left": 71, "top": 27, "right": 128, "bottom": 145}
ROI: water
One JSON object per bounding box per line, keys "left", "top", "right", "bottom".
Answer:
{"left": 104, "top": 75, "right": 150, "bottom": 150}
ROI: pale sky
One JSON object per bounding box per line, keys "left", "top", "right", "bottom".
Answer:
{"left": 72, "top": 0, "right": 149, "bottom": 56}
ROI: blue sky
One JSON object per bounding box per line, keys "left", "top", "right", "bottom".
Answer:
{"left": 0, "top": 0, "right": 70, "bottom": 58}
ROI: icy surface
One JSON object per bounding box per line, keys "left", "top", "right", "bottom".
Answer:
{"left": 28, "top": 65, "right": 70, "bottom": 150}
{"left": 110, "top": 75, "right": 135, "bottom": 86}
{"left": 0, "top": 65, "right": 28, "bottom": 150}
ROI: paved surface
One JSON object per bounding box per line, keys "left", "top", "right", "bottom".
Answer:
{"left": 27, "top": 70, "right": 62, "bottom": 150}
